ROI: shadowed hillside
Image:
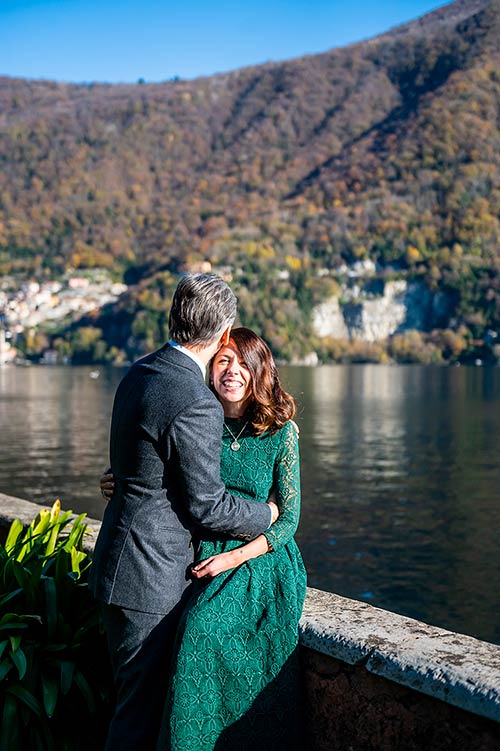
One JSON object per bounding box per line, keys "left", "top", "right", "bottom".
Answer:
{"left": 0, "top": 0, "right": 499, "bottom": 362}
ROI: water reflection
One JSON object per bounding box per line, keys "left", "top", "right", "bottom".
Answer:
{"left": 0, "top": 366, "right": 122, "bottom": 514}
{"left": 0, "top": 364, "right": 499, "bottom": 644}
{"left": 281, "top": 365, "right": 500, "bottom": 644}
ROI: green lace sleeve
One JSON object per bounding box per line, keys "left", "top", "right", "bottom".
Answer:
{"left": 263, "top": 421, "right": 301, "bottom": 551}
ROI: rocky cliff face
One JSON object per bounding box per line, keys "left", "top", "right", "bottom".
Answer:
{"left": 312, "top": 280, "right": 455, "bottom": 342}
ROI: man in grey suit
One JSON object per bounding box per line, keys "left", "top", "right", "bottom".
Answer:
{"left": 90, "top": 274, "right": 277, "bottom": 750}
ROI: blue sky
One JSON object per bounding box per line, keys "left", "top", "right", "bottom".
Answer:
{"left": 1, "top": 0, "right": 450, "bottom": 83}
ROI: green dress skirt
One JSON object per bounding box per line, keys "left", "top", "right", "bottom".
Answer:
{"left": 161, "top": 419, "right": 307, "bottom": 751}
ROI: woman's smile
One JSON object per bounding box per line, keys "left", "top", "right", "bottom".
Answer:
{"left": 212, "top": 341, "right": 252, "bottom": 413}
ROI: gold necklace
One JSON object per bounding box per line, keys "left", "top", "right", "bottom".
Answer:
{"left": 224, "top": 421, "right": 248, "bottom": 451}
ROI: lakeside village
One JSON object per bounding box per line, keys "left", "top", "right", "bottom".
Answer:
{"left": 0, "top": 262, "right": 235, "bottom": 367}
{"left": 0, "top": 269, "right": 127, "bottom": 366}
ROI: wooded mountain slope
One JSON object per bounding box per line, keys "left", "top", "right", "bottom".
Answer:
{"left": 1, "top": 0, "right": 499, "bottom": 361}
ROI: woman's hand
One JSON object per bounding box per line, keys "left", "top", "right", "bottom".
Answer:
{"left": 192, "top": 535, "right": 269, "bottom": 580}
{"left": 191, "top": 549, "right": 244, "bottom": 579}
{"left": 100, "top": 467, "right": 115, "bottom": 502}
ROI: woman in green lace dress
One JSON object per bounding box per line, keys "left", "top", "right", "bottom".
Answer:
{"left": 160, "top": 326, "right": 306, "bottom": 751}
{"left": 102, "top": 328, "right": 306, "bottom": 750}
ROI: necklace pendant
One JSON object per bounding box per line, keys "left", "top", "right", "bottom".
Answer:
{"left": 225, "top": 420, "right": 248, "bottom": 452}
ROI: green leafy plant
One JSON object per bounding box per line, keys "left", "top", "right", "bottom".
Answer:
{"left": 0, "top": 501, "right": 111, "bottom": 750}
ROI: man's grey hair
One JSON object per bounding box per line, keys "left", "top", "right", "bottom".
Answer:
{"left": 169, "top": 274, "right": 237, "bottom": 347}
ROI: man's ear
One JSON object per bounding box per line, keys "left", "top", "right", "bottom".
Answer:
{"left": 219, "top": 327, "right": 231, "bottom": 346}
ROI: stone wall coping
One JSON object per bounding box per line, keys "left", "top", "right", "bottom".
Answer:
{"left": 301, "top": 587, "right": 500, "bottom": 724}
{"left": 1, "top": 492, "right": 499, "bottom": 724}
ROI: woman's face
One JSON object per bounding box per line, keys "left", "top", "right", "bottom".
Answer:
{"left": 211, "top": 341, "right": 252, "bottom": 414}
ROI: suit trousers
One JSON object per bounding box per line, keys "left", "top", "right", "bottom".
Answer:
{"left": 100, "top": 600, "right": 186, "bottom": 751}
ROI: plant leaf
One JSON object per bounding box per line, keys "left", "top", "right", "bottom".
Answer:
{"left": 49, "top": 500, "right": 61, "bottom": 523}
{"left": 0, "top": 657, "right": 13, "bottom": 680}
{"left": 0, "top": 639, "right": 8, "bottom": 659}
{"left": 43, "top": 643, "right": 67, "bottom": 652}
{"left": 31, "top": 510, "right": 52, "bottom": 545}
{"left": 0, "top": 694, "right": 18, "bottom": 750}
{"left": 63, "top": 514, "right": 87, "bottom": 550}
{"left": 39, "top": 721, "right": 56, "bottom": 751}
{"left": 33, "top": 507, "right": 50, "bottom": 532}
{"left": 74, "top": 669, "right": 95, "bottom": 713}
{"left": 11, "top": 647, "right": 27, "bottom": 680}
{"left": 70, "top": 547, "right": 86, "bottom": 576}
{"left": 60, "top": 660, "right": 75, "bottom": 695}
{"left": 0, "top": 621, "right": 29, "bottom": 632}
{"left": 9, "top": 634, "right": 21, "bottom": 652}
{"left": 44, "top": 524, "right": 60, "bottom": 557}
{"left": 12, "top": 562, "right": 32, "bottom": 592}
{"left": 31, "top": 726, "right": 50, "bottom": 751}
{"left": 4, "top": 519, "right": 23, "bottom": 553}
{"left": 44, "top": 577, "right": 57, "bottom": 638}
{"left": 0, "top": 588, "right": 23, "bottom": 608}
{"left": 18, "top": 525, "right": 36, "bottom": 561}
{"left": 6, "top": 684, "right": 43, "bottom": 718}
{"left": 58, "top": 510, "right": 73, "bottom": 527}
{"left": 0, "top": 625, "right": 28, "bottom": 634}
{"left": 0, "top": 613, "right": 40, "bottom": 632}
{"left": 41, "top": 673, "right": 59, "bottom": 718}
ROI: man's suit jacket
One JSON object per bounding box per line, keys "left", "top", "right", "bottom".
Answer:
{"left": 89, "top": 344, "right": 271, "bottom": 615}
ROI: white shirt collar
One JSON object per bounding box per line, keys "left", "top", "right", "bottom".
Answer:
{"left": 168, "top": 340, "right": 206, "bottom": 378}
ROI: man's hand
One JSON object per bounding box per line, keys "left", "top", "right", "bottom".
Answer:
{"left": 267, "top": 500, "right": 279, "bottom": 524}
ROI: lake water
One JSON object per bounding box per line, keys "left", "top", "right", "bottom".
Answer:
{"left": 0, "top": 363, "right": 499, "bottom": 644}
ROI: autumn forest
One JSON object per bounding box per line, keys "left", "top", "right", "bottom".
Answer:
{"left": 0, "top": 0, "right": 499, "bottom": 363}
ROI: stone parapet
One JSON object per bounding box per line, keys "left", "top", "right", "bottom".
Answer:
{"left": 301, "top": 588, "right": 500, "bottom": 750}
{"left": 300, "top": 587, "right": 500, "bottom": 724}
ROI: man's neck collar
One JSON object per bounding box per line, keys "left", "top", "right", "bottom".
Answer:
{"left": 168, "top": 341, "right": 206, "bottom": 377}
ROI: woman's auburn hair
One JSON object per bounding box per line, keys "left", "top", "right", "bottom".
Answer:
{"left": 213, "top": 327, "right": 296, "bottom": 435}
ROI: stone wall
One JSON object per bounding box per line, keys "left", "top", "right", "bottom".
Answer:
{"left": 301, "top": 588, "right": 500, "bottom": 750}
{"left": 1, "top": 492, "right": 499, "bottom": 750}
{"left": 302, "top": 649, "right": 500, "bottom": 751}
